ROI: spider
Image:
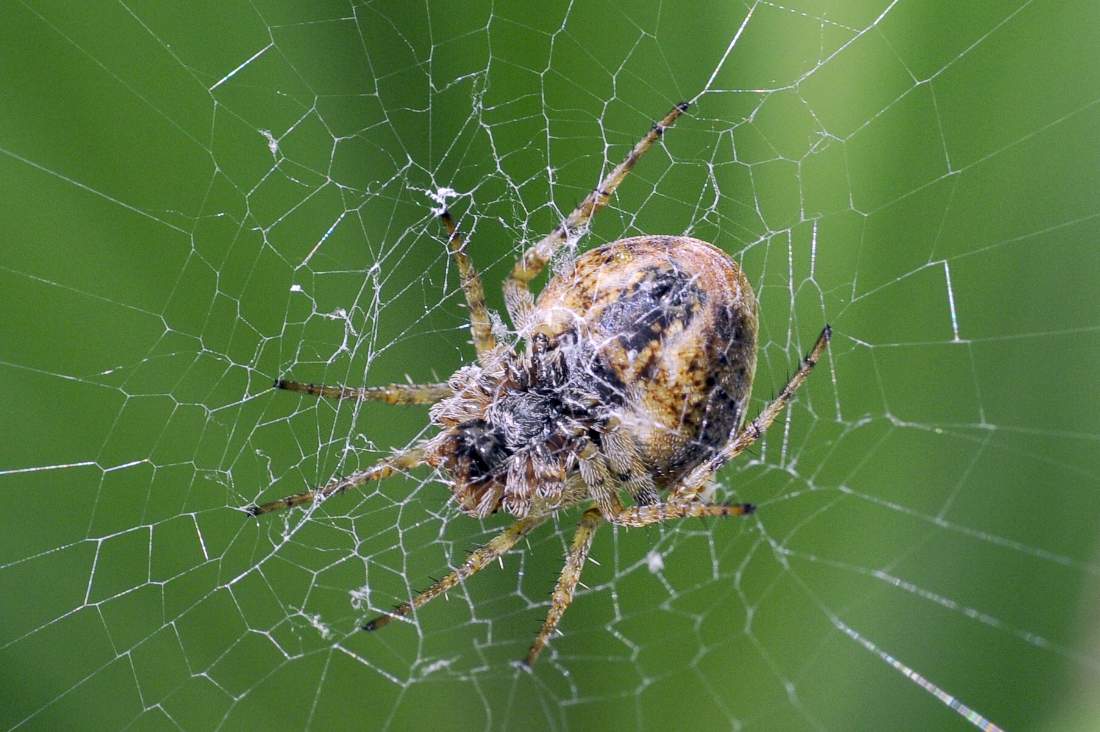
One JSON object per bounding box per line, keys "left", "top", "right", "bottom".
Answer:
{"left": 247, "top": 102, "right": 830, "bottom": 667}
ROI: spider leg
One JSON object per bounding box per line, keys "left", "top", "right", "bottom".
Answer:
{"left": 504, "top": 103, "right": 690, "bottom": 326}
{"left": 574, "top": 438, "right": 746, "bottom": 524}
{"left": 601, "top": 417, "right": 660, "bottom": 505}
{"left": 607, "top": 500, "right": 756, "bottom": 527}
{"left": 670, "top": 325, "right": 832, "bottom": 503}
{"left": 575, "top": 439, "right": 622, "bottom": 518}
{"left": 439, "top": 208, "right": 497, "bottom": 359}
{"left": 363, "top": 515, "right": 547, "bottom": 632}
{"left": 581, "top": 453, "right": 755, "bottom": 527}
{"left": 275, "top": 379, "right": 450, "bottom": 405}
{"left": 576, "top": 436, "right": 718, "bottom": 524}
{"left": 525, "top": 507, "right": 602, "bottom": 666}
{"left": 243, "top": 446, "right": 427, "bottom": 516}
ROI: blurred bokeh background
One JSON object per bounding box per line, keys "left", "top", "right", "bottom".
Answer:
{"left": 2, "top": 1, "right": 1099, "bottom": 729}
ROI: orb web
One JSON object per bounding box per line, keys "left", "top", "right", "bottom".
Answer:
{"left": 2, "top": 1, "right": 1099, "bottom": 729}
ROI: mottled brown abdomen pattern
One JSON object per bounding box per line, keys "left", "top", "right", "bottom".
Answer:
{"left": 533, "top": 236, "right": 758, "bottom": 486}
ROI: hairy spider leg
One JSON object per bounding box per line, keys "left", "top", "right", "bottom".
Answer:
{"left": 579, "top": 441, "right": 756, "bottom": 527}
{"left": 439, "top": 208, "right": 497, "bottom": 358}
{"left": 525, "top": 507, "right": 602, "bottom": 666}
{"left": 363, "top": 515, "right": 547, "bottom": 632}
{"left": 608, "top": 500, "right": 756, "bottom": 526}
{"left": 526, "top": 495, "right": 756, "bottom": 667}
{"left": 670, "top": 324, "right": 832, "bottom": 504}
{"left": 601, "top": 417, "right": 661, "bottom": 505}
{"left": 244, "top": 446, "right": 427, "bottom": 516}
{"left": 514, "top": 438, "right": 752, "bottom": 667}
{"left": 274, "top": 379, "right": 450, "bottom": 405}
{"left": 503, "top": 103, "right": 690, "bottom": 327}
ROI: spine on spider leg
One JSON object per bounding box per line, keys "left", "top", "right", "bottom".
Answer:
{"left": 764, "top": 324, "right": 831, "bottom": 409}
{"left": 524, "top": 508, "right": 602, "bottom": 667}
{"left": 652, "top": 101, "right": 691, "bottom": 137}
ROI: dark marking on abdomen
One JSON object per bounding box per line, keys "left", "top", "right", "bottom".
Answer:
{"left": 597, "top": 267, "right": 705, "bottom": 354}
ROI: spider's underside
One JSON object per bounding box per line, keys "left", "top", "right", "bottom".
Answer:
{"left": 248, "top": 103, "right": 831, "bottom": 667}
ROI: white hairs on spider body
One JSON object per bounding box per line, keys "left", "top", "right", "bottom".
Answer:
{"left": 426, "top": 330, "right": 628, "bottom": 519}
{"left": 423, "top": 235, "right": 761, "bottom": 522}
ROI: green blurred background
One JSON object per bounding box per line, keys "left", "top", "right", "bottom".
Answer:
{"left": 2, "top": 1, "right": 1100, "bottom": 729}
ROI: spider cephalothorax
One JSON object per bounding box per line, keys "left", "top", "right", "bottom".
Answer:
{"left": 249, "top": 103, "right": 830, "bottom": 666}
{"left": 427, "top": 331, "right": 612, "bottom": 518}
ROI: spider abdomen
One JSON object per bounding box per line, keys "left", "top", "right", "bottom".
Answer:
{"left": 533, "top": 236, "right": 758, "bottom": 485}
